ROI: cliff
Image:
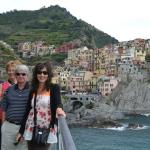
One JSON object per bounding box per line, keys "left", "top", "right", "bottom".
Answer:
{"left": 66, "top": 72, "right": 150, "bottom": 126}
{"left": 114, "top": 79, "right": 150, "bottom": 113}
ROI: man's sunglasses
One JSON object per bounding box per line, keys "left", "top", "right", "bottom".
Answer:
{"left": 16, "top": 73, "right": 26, "bottom": 76}
{"left": 37, "top": 71, "right": 48, "bottom": 75}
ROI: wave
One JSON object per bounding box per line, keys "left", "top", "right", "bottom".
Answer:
{"left": 128, "top": 125, "right": 149, "bottom": 130}
{"left": 140, "top": 113, "right": 150, "bottom": 117}
{"left": 105, "top": 123, "right": 127, "bottom": 131}
{"left": 106, "top": 126, "right": 126, "bottom": 131}
{"left": 103, "top": 123, "right": 149, "bottom": 131}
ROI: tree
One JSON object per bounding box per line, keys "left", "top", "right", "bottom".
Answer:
{"left": 145, "top": 54, "right": 150, "bottom": 62}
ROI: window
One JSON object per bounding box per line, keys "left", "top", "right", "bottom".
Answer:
{"left": 71, "top": 97, "right": 78, "bottom": 100}
{"left": 105, "top": 84, "right": 109, "bottom": 86}
{"left": 110, "top": 84, "right": 113, "bottom": 87}
{"left": 105, "top": 88, "right": 109, "bottom": 91}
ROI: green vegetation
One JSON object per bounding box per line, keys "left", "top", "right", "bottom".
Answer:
{"left": 25, "top": 53, "right": 67, "bottom": 66}
{"left": 0, "top": 5, "right": 118, "bottom": 49}
{"left": 0, "top": 42, "right": 22, "bottom": 68}
{"left": 85, "top": 102, "right": 95, "bottom": 109}
{"left": 50, "top": 53, "right": 67, "bottom": 63}
{"left": 145, "top": 54, "right": 150, "bottom": 62}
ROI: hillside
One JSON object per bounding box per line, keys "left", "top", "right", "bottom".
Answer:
{"left": 0, "top": 41, "right": 22, "bottom": 67}
{"left": 0, "top": 5, "right": 118, "bottom": 49}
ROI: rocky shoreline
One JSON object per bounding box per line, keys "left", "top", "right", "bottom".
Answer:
{"left": 68, "top": 120, "right": 122, "bottom": 128}
{"left": 67, "top": 113, "right": 148, "bottom": 130}
{"left": 64, "top": 78, "right": 150, "bottom": 129}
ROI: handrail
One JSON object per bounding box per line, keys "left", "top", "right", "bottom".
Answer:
{"left": 57, "top": 116, "right": 77, "bottom": 150}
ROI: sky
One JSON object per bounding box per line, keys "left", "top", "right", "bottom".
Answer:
{"left": 0, "top": 0, "right": 150, "bottom": 42}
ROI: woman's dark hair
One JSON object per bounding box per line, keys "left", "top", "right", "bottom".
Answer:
{"left": 31, "top": 61, "right": 53, "bottom": 93}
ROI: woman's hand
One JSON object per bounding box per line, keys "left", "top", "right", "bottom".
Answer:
{"left": 50, "top": 127, "right": 57, "bottom": 134}
{"left": 56, "top": 107, "right": 66, "bottom": 118}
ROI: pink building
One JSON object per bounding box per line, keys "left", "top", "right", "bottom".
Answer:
{"left": 99, "top": 76, "right": 119, "bottom": 96}
{"left": 68, "top": 71, "right": 93, "bottom": 93}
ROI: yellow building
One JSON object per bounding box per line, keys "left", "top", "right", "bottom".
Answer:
{"left": 134, "top": 49, "right": 146, "bottom": 62}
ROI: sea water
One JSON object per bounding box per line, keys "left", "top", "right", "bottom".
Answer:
{"left": 71, "top": 115, "right": 150, "bottom": 150}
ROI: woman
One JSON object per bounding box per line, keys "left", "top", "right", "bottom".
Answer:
{"left": 0, "top": 60, "right": 21, "bottom": 149}
{"left": 0, "top": 60, "right": 21, "bottom": 96}
{"left": 17, "top": 62, "right": 65, "bottom": 150}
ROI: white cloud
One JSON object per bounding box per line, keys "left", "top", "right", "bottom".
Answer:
{"left": 0, "top": 0, "right": 150, "bottom": 41}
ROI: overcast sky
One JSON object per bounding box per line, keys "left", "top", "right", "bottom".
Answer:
{"left": 0, "top": 0, "right": 150, "bottom": 42}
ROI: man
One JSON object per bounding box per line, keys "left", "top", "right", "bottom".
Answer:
{"left": 0, "top": 64, "right": 30, "bottom": 150}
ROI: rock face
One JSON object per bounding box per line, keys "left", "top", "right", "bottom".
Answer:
{"left": 65, "top": 102, "right": 124, "bottom": 126}
{"left": 114, "top": 79, "right": 150, "bottom": 113}
{"left": 64, "top": 75, "right": 150, "bottom": 127}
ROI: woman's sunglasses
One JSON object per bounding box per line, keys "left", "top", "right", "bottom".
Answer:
{"left": 37, "top": 71, "right": 48, "bottom": 75}
{"left": 16, "top": 73, "right": 26, "bottom": 76}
